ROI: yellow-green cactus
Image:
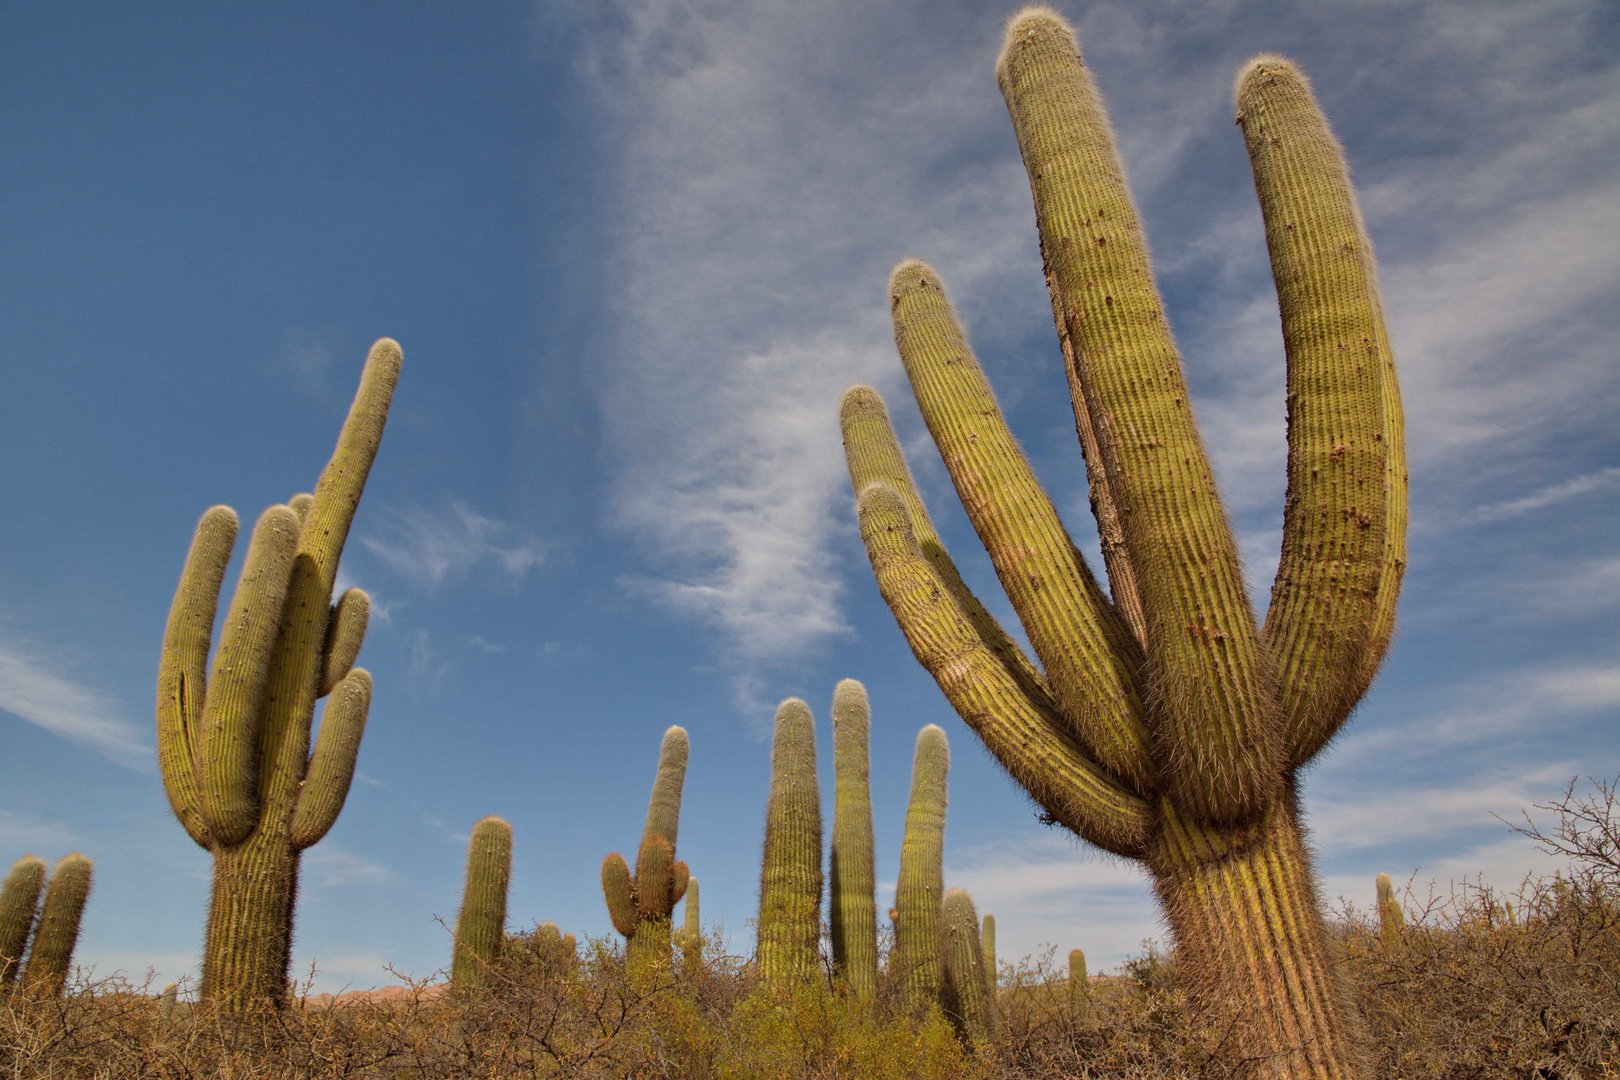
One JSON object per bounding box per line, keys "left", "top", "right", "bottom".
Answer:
{"left": 1376, "top": 873, "right": 1404, "bottom": 943}
{"left": 940, "top": 889, "right": 997, "bottom": 1047}
{"left": 601, "top": 726, "right": 691, "bottom": 967}
{"left": 892, "top": 725, "right": 948, "bottom": 1005}
{"left": 840, "top": 12, "right": 1404, "bottom": 1073}
{"left": 980, "top": 913, "right": 996, "bottom": 989}
{"left": 20, "top": 853, "right": 93, "bottom": 996}
{"left": 0, "top": 855, "right": 45, "bottom": 985}
{"left": 157, "top": 338, "right": 400, "bottom": 1010}
{"left": 829, "top": 679, "right": 878, "bottom": 997}
{"left": 1068, "top": 948, "right": 1090, "bottom": 1021}
{"left": 452, "top": 817, "right": 512, "bottom": 988}
{"left": 756, "top": 698, "right": 822, "bottom": 986}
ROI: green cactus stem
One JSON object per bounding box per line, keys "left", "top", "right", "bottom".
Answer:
{"left": 757, "top": 698, "right": 823, "bottom": 986}
{"left": 677, "top": 876, "right": 702, "bottom": 964}
{"left": 1068, "top": 948, "right": 1090, "bottom": 1020}
{"left": 892, "top": 725, "right": 947, "bottom": 1005}
{"left": 601, "top": 726, "right": 691, "bottom": 968}
{"left": 839, "top": 13, "right": 1405, "bottom": 1073}
{"left": 981, "top": 913, "right": 996, "bottom": 989}
{"left": 0, "top": 855, "right": 45, "bottom": 985}
{"left": 941, "top": 889, "right": 997, "bottom": 1047}
{"left": 829, "top": 679, "right": 878, "bottom": 997}
{"left": 159, "top": 982, "right": 178, "bottom": 1019}
{"left": 158, "top": 339, "right": 399, "bottom": 1011}
{"left": 1376, "top": 873, "right": 1404, "bottom": 943}
{"left": 452, "top": 817, "right": 512, "bottom": 988}
{"left": 21, "top": 853, "right": 92, "bottom": 996}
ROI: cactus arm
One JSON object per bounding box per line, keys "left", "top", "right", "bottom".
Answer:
{"left": 858, "top": 484, "right": 1153, "bottom": 857}
{"left": 21, "top": 853, "right": 92, "bottom": 996}
{"left": 830, "top": 678, "right": 879, "bottom": 998}
{"left": 0, "top": 856, "right": 45, "bottom": 985}
{"left": 317, "top": 588, "right": 370, "bottom": 697}
{"left": 451, "top": 816, "right": 511, "bottom": 987}
{"left": 997, "top": 12, "right": 1279, "bottom": 823}
{"left": 682, "top": 876, "right": 700, "bottom": 940}
{"left": 601, "top": 852, "right": 638, "bottom": 938}
{"left": 289, "top": 668, "right": 371, "bottom": 851}
{"left": 157, "top": 505, "right": 238, "bottom": 848}
{"left": 287, "top": 492, "right": 314, "bottom": 524}
{"left": 756, "top": 698, "right": 823, "bottom": 985}
{"left": 895, "top": 726, "right": 949, "bottom": 1003}
{"left": 888, "top": 260, "right": 1154, "bottom": 792}
{"left": 635, "top": 835, "right": 674, "bottom": 920}
{"left": 841, "top": 386, "right": 1051, "bottom": 703}
{"left": 1237, "top": 57, "right": 1407, "bottom": 768}
{"left": 195, "top": 506, "right": 300, "bottom": 846}
{"left": 642, "top": 726, "right": 689, "bottom": 851}
{"left": 671, "top": 860, "right": 689, "bottom": 904}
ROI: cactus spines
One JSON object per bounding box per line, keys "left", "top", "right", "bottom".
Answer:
{"left": 981, "top": 913, "right": 996, "bottom": 988}
{"left": 893, "top": 724, "right": 947, "bottom": 1004}
{"left": 0, "top": 855, "right": 45, "bottom": 985}
{"left": 21, "top": 853, "right": 92, "bottom": 996}
{"left": 452, "top": 817, "right": 512, "bottom": 988}
{"left": 1376, "top": 873, "right": 1404, "bottom": 943}
{"left": 601, "top": 726, "right": 691, "bottom": 966}
{"left": 756, "top": 698, "right": 823, "bottom": 986}
{"left": 940, "top": 889, "right": 997, "bottom": 1046}
{"left": 841, "top": 12, "right": 1404, "bottom": 1072}
{"left": 829, "top": 679, "right": 878, "bottom": 997}
{"left": 159, "top": 338, "right": 401, "bottom": 1010}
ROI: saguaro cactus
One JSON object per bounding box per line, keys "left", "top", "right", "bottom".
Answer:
{"left": 1068, "top": 949, "right": 1090, "bottom": 1021}
{"left": 21, "top": 853, "right": 93, "bottom": 996}
{"left": 158, "top": 338, "right": 400, "bottom": 1010}
{"left": 829, "top": 679, "right": 878, "bottom": 997}
{"left": 756, "top": 698, "right": 822, "bottom": 986}
{"left": 892, "top": 725, "right": 948, "bottom": 1004}
{"left": 940, "top": 889, "right": 997, "bottom": 1046}
{"left": 602, "top": 726, "right": 691, "bottom": 967}
{"left": 1376, "top": 873, "right": 1404, "bottom": 943}
{"left": 981, "top": 913, "right": 997, "bottom": 988}
{"left": 452, "top": 817, "right": 512, "bottom": 987}
{"left": 840, "top": 12, "right": 1404, "bottom": 1074}
{"left": 0, "top": 856, "right": 45, "bottom": 985}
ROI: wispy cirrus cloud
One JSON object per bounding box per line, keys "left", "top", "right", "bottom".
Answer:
{"left": 303, "top": 844, "right": 395, "bottom": 889}
{"left": 361, "top": 501, "right": 545, "bottom": 589}
{"left": 1467, "top": 466, "right": 1620, "bottom": 524}
{"left": 0, "top": 626, "right": 149, "bottom": 770}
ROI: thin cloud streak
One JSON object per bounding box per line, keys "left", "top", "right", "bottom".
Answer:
{"left": 0, "top": 629, "right": 150, "bottom": 770}
{"left": 361, "top": 501, "right": 545, "bottom": 590}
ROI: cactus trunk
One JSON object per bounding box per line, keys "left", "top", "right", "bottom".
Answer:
{"left": 452, "top": 817, "right": 512, "bottom": 988}
{"left": 203, "top": 831, "right": 297, "bottom": 1008}
{"left": 21, "top": 853, "right": 93, "bottom": 996}
{"left": 940, "top": 889, "right": 997, "bottom": 1047}
{"left": 0, "top": 856, "right": 45, "bottom": 986}
{"left": 601, "top": 726, "right": 691, "bottom": 969}
{"left": 981, "top": 913, "right": 996, "bottom": 988}
{"left": 756, "top": 698, "right": 822, "bottom": 986}
{"left": 829, "top": 679, "right": 878, "bottom": 997}
{"left": 893, "top": 725, "right": 947, "bottom": 1005}
{"left": 1376, "top": 873, "right": 1404, "bottom": 943}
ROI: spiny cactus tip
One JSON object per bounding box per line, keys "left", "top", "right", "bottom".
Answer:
{"left": 1233, "top": 52, "right": 1307, "bottom": 108}
{"left": 888, "top": 258, "right": 942, "bottom": 297}
{"left": 997, "top": 7, "right": 1077, "bottom": 75}
{"left": 834, "top": 677, "right": 866, "bottom": 696}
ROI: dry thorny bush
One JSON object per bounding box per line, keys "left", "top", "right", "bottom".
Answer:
{"left": 3, "top": 778, "right": 1616, "bottom": 1079}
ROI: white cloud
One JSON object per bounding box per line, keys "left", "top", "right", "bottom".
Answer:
{"left": 1467, "top": 466, "right": 1620, "bottom": 523}
{"left": 402, "top": 630, "right": 451, "bottom": 703}
{"left": 361, "top": 501, "right": 544, "bottom": 589}
{"left": 0, "top": 809, "right": 77, "bottom": 852}
{"left": 0, "top": 628, "right": 149, "bottom": 770}
{"left": 302, "top": 844, "right": 395, "bottom": 889}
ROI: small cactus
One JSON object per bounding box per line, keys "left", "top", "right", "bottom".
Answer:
{"left": 452, "top": 817, "right": 512, "bottom": 987}
{"left": 829, "top": 679, "right": 878, "bottom": 997}
{"left": 757, "top": 699, "right": 822, "bottom": 986}
{"left": 158, "top": 982, "right": 178, "bottom": 1019}
{"left": 1376, "top": 873, "right": 1404, "bottom": 943}
{"left": 676, "top": 876, "right": 702, "bottom": 964}
{"left": 940, "top": 889, "right": 997, "bottom": 1047}
{"left": 602, "top": 727, "right": 691, "bottom": 967}
{"left": 1068, "top": 948, "right": 1091, "bottom": 1021}
{"left": 0, "top": 855, "right": 45, "bottom": 985}
{"left": 21, "top": 853, "right": 93, "bottom": 996}
{"left": 893, "top": 725, "right": 948, "bottom": 1004}
{"left": 981, "top": 913, "right": 997, "bottom": 989}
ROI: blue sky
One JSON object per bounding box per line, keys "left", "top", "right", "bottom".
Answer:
{"left": 1, "top": 0, "right": 1615, "bottom": 993}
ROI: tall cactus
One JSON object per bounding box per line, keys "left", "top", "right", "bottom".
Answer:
{"left": 1376, "top": 873, "right": 1404, "bottom": 943}
{"left": 452, "top": 817, "right": 512, "bottom": 987}
{"left": 157, "top": 338, "right": 400, "bottom": 1010}
{"left": 981, "top": 913, "right": 996, "bottom": 989}
{"left": 0, "top": 855, "right": 45, "bottom": 985}
{"left": 1068, "top": 949, "right": 1090, "bottom": 1021}
{"left": 892, "top": 725, "right": 948, "bottom": 1004}
{"left": 839, "top": 12, "right": 1404, "bottom": 1074}
{"left": 676, "top": 876, "right": 702, "bottom": 964}
{"left": 756, "top": 698, "right": 822, "bottom": 986}
{"left": 829, "top": 679, "right": 878, "bottom": 997}
{"left": 602, "top": 726, "right": 691, "bottom": 967}
{"left": 940, "top": 889, "right": 997, "bottom": 1047}
{"left": 21, "top": 853, "right": 93, "bottom": 996}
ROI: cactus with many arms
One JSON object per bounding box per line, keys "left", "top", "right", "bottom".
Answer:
{"left": 0, "top": 855, "right": 45, "bottom": 985}
{"left": 892, "top": 725, "right": 948, "bottom": 1004}
{"left": 756, "top": 699, "right": 822, "bottom": 986}
{"left": 839, "top": 11, "right": 1403, "bottom": 1074}
{"left": 940, "top": 889, "right": 997, "bottom": 1047}
{"left": 602, "top": 726, "right": 691, "bottom": 967}
{"left": 157, "top": 338, "right": 400, "bottom": 1010}
{"left": 829, "top": 679, "right": 878, "bottom": 997}
{"left": 1376, "top": 873, "right": 1404, "bottom": 943}
{"left": 981, "top": 913, "right": 996, "bottom": 988}
{"left": 21, "top": 853, "right": 93, "bottom": 996}
{"left": 452, "top": 817, "right": 512, "bottom": 987}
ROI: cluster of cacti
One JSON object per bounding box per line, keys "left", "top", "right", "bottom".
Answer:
{"left": 452, "top": 817, "right": 513, "bottom": 987}
{"left": 1376, "top": 872, "right": 1405, "bottom": 943}
{"left": 892, "top": 725, "right": 948, "bottom": 1004}
{"left": 829, "top": 679, "right": 878, "bottom": 996}
{"left": 602, "top": 726, "right": 692, "bottom": 967}
{"left": 940, "top": 888, "right": 997, "bottom": 1046}
{"left": 157, "top": 338, "right": 400, "bottom": 1011}
{"left": 756, "top": 700, "right": 823, "bottom": 986}
{"left": 839, "top": 9, "right": 1405, "bottom": 1071}
{"left": 0, "top": 853, "right": 93, "bottom": 996}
